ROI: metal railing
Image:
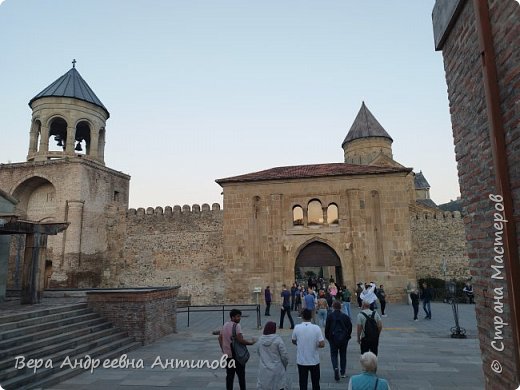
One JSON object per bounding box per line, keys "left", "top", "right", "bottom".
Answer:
{"left": 177, "top": 304, "right": 262, "bottom": 329}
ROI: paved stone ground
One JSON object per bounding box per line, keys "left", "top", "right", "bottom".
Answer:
{"left": 2, "top": 299, "right": 484, "bottom": 389}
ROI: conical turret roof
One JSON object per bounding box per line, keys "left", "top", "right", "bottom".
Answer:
{"left": 29, "top": 65, "right": 109, "bottom": 118}
{"left": 342, "top": 102, "right": 392, "bottom": 146}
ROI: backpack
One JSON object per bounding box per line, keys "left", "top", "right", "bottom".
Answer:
{"left": 331, "top": 314, "right": 352, "bottom": 345}
{"left": 361, "top": 311, "right": 379, "bottom": 341}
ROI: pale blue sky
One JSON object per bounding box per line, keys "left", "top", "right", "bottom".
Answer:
{"left": 0, "top": 0, "right": 460, "bottom": 208}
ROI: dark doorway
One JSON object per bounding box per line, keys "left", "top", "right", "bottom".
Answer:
{"left": 295, "top": 241, "right": 343, "bottom": 286}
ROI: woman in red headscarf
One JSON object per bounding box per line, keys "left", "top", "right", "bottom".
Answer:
{"left": 256, "top": 321, "right": 289, "bottom": 390}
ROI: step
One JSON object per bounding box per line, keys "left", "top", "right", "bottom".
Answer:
{"left": 0, "top": 322, "right": 112, "bottom": 360}
{"left": 0, "top": 312, "right": 100, "bottom": 341}
{"left": 0, "top": 316, "right": 106, "bottom": 350}
{"left": 0, "top": 308, "right": 92, "bottom": 334}
{"left": 0, "top": 326, "right": 122, "bottom": 371}
{"left": 0, "top": 331, "right": 133, "bottom": 383}
{"left": 0, "top": 304, "right": 88, "bottom": 325}
{"left": 2, "top": 338, "right": 141, "bottom": 390}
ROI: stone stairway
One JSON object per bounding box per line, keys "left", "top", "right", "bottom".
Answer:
{"left": 0, "top": 303, "right": 141, "bottom": 390}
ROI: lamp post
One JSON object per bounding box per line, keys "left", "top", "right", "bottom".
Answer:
{"left": 447, "top": 281, "right": 466, "bottom": 339}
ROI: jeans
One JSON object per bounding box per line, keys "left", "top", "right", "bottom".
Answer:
{"left": 423, "top": 301, "right": 431, "bottom": 318}
{"left": 330, "top": 341, "right": 348, "bottom": 375}
{"left": 226, "top": 356, "right": 246, "bottom": 390}
{"left": 280, "top": 306, "right": 294, "bottom": 328}
{"left": 265, "top": 302, "right": 271, "bottom": 316}
{"left": 380, "top": 300, "right": 386, "bottom": 315}
{"left": 412, "top": 303, "right": 419, "bottom": 320}
{"left": 342, "top": 302, "right": 351, "bottom": 318}
{"left": 317, "top": 309, "right": 328, "bottom": 327}
{"left": 297, "top": 363, "right": 320, "bottom": 390}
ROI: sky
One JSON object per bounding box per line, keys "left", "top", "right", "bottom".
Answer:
{"left": 0, "top": 0, "right": 460, "bottom": 209}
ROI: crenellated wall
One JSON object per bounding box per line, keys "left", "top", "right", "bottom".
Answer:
{"left": 411, "top": 210, "right": 469, "bottom": 281}
{"left": 103, "top": 203, "right": 225, "bottom": 305}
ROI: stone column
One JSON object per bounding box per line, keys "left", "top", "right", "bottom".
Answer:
{"left": 66, "top": 126, "right": 76, "bottom": 155}
{"left": 64, "top": 200, "right": 84, "bottom": 270}
{"left": 35, "top": 125, "right": 49, "bottom": 161}
{"left": 98, "top": 128, "right": 106, "bottom": 163}
{"left": 28, "top": 124, "right": 38, "bottom": 154}
{"left": 89, "top": 127, "right": 99, "bottom": 159}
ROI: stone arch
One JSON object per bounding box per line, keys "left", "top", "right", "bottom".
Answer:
{"left": 75, "top": 120, "right": 92, "bottom": 155}
{"left": 294, "top": 239, "right": 343, "bottom": 286}
{"left": 48, "top": 116, "right": 68, "bottom": 152}
{"left": 307, "top": 198, "right": 323, "bottom": 225}
{"left": 30, "top": 119, "right": 42, "bottom": 154}
{"left": 11, "top": 176, "right": 57, "bottom": 221}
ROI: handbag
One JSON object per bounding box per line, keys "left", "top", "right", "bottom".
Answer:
{"left": 231, "top": 323, "right": 250, "bottom": 365}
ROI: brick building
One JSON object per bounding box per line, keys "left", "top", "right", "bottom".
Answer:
{"left": 432, "top": 0, "right": 520, "bottom": 387}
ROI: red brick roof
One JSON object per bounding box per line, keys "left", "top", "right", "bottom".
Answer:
{"left": 216, "top": 163, "right": 412, "bottom": 185}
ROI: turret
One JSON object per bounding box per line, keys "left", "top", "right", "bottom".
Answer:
{"left": 27, "top": 60, "right": 109, "bottom": 164}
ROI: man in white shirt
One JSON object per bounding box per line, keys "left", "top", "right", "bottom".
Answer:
{"left": 292, "top": 308, "right": 325, "bottom": 390}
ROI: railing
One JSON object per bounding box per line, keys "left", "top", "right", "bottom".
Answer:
{"left": 177, "top": 304, "right": 261, "bottom": 329}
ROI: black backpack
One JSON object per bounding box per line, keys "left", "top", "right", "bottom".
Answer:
{"left": 361, "top": 311, "right": 379, "bottom": 341}
{"left": 331, "top": 314, "right": 352, "bottom": 345}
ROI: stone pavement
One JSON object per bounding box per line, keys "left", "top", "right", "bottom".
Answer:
{"left": 6, "top": 300, "right": 484, "bottom": 390}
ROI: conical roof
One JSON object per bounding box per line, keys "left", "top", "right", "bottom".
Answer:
{"left": 414, "top": 171, "right": 431, "bottom": 190}
{"left": 342, "top": 102, "right": 392, "bottom": 146}
{"left": 29, "top": 66, "right": 109, "bottom": 118}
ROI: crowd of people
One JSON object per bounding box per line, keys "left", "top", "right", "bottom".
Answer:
{"left": 219, "top": 279, "right": 466, "bottom": 389}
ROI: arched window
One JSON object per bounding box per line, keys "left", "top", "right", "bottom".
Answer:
{"left": 307, "top": 199, "right": 323, "bottom": 225}
{"left": 293, "top": 205, "right": 304, "bottom": 226}
{"left": 327, "top": 203, "right": 339, "bottom": 225}
{"left": 75, "top": 121, "right": 91, "bottom": 155}
{"left": 48, "top": 117, "right": 67, "bottom": 152}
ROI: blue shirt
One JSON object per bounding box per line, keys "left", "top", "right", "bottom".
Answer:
{"left": 348, "top": 372, "right": 390, "bottom": 390}
{"left": 304, "top": 293, "right": 315, "bottom": 310}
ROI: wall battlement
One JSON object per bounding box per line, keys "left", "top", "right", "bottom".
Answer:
{"left": 128, "top": 203, "right": 221, "bottom": 217}
{"left": 411, "top": 210, "right": 463, "bottom": 221}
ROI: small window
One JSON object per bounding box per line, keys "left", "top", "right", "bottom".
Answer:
{"left": 327, "top": 204, "right": 339, "bottom": 224}
{"left": 293, "top": 206, "right": 304, "bottom": 226}
{"left": 308, "top": 200, "right": 323, "bottom": 225}
{"left": 114, "top": 191, "right": 120, "bottom": 202}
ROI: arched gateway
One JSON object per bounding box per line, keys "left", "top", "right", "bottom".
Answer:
{"left": 295, "top": 241, "right": 343, "bottom": 286}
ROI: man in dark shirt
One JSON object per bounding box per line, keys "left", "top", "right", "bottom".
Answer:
{"left": 264, "top": 286, "right": 272, "bottom": 316}
{"left": 280, "top": 284, "right": 295, "bottom": 329}
{"left": 421, "top": 282, "right": 432, "bottom": 319}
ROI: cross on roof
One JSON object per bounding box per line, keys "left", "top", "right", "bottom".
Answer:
{"left": 72, "top": 59, "right": 76, "bottom": 68}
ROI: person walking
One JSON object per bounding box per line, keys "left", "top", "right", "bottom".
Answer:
{"left": 291, "top": 283, "right": 298, "bottom": 311}
{"left": 356, "top": 300, "right": 383, "bottom": 356}
{"left": 377, "top": 285, "right": 387, "bottom": 317}
{"left": 348, "top": 352, "right": 390, "bottom": 390}
{"left": 280, "top": 284, "right": 295, "bottom": 329}
{"left": 256, "top": 321, "right": 289, "bottom": 390}
{"left": 265, "top": 286, "right": 272, "bottom": 316}
{"left": 219, "top": 309, "right": 257, "bottom": 390}
{"left": 421, "top": 282, "right": 432, "bottom": 319}
{"left": 292, "top": 309, "right": 325, "bottom": 390}
{"left": 410, "top": 288, "right": 420, "bottom": 321}
{"left": 360, "top": 282, "right": 377, "bottom": 311}
{"left": 303, "top": 287, "right": 317, "bottom": 324}
{"left": 355, "top": 283, "right": 363, "bottom": 308}
{"left": 341, "top": 286, "right": 352, "bottom": 318}
{"left": 316, "top": 290, "right": 329, "bottom": 328}
{"left": 325, "top": 301, "right": 352, "bottom": 381}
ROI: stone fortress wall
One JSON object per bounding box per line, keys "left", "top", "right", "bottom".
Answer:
{"left": 102, "top": 203, "right": 225, "bottom": 305}
{"left": 102, "top": 201, "right": 469, "bottom": 305}
{"left": 410, "top": 210, "right": 469, "bottom": 282}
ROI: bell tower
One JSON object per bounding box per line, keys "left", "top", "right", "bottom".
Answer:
{"left": 27, "top": 60, "right": 109, "bottom": 164}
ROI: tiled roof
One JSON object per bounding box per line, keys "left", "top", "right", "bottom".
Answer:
{"left": 216, "top": 163, "right": 412, "bottom": 185}
{"left": 414, "top": 171, "right": 431, "bottom": 189}
{"left": 417, "top": 198, "right": 437, "bottom": 209}
{"left": 342, "top": 102, "right": 393, "bottom": 146}
{"left": 29, "top": 67, "right": 109, "bottom": 118}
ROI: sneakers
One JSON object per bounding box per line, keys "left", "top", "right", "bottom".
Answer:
{"left": 334, "top": 368, "right": 340, "bottom": 381}
{"left": 414, "top": 319, "right": 418, "bottom": 321}
{"left": 341, "top": 373, "right": 346, "bottom": 378}
{"left": 382, "top": 314, "right": 387, "bottom": 317}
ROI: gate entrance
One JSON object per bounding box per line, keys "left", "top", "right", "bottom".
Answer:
{"left": 295, "top": 241, "right": 343, "bottom": 286}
